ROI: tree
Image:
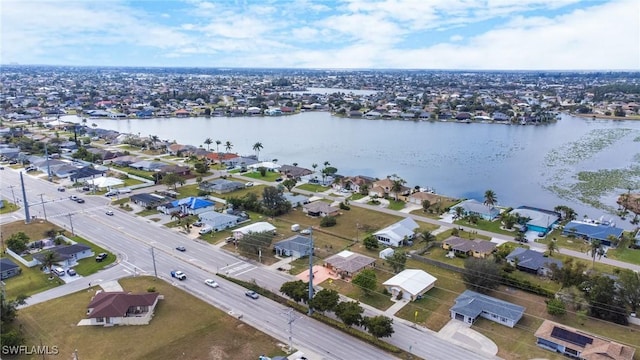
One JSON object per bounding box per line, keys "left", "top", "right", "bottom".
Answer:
{"left": 453, "top": 206, "right": 465, "bottom": 220}
{"left": 40, "top": 250, "right": 59, "bottom": 276}
{"left": 181, "top": 218, "right": 193, "bottom": 233}
{"left": 280, "top": 280, "right": 309, "bottom": 303}
{"left": 334, "top": 301, "right": 364, "bottom": 327}
{"left": 362, "top": 315, "right": 394, "bottom": 338}
{"left": 309, "top": 289, "right": 339, "bottom": 313}
{"left": 282, "top": 178, "right": 297, "bottom": 192}
{"left": 204, "top": 138, "right": 213, "bottom": 151}
{"left": 6, "top": 232, "right": 29, "bottom": 253}
{"left": 320, "top": 216, "right": 337, "bottom": 227}
{"left": 321, "top": 161, "right": 330, "bottom": 183}
{"left": 363, "top": 235, "right": 379, "bottom": 250}
{"left": 388, "top": 174, "right": 406, "bottom": 201}
{"left": 252, "top": 142, "right": 263, "bottom": 160}
{"left": 547, "top": 239, "right": 559, "bottom": 257}
{"left": 261, "top": 186, "right": 291, "bottom": 216}
{"left": 215, "top": 140, "right": 221, "bottom": 154}
{"left": 546, "top": 298, "right": 566, "bottom": 316}
{"left": 1, "top": 292, "right": 28, "bottom": 348}
{"left": 501, "top": 213, "right": 517, "bottom": 229}
{"left": 618, "top": 269, "right": 640, "bottom": 312}
{"left": 352, "top": 268, "right": 377, "bottom": 295}
{"left": 162, "top": 173, "right": 182, "bottom": 190}
{"left": 484, "top": 190, "right": 497, "bottom": 207}
{"left": 583, "top": 275, "right": 628, "bottom": 325}
{"left": 237, "top": 231, "right": 275, "bottom": 256}
{"left": 588, "top": 240, "right": 605, "bottom": 268}
{"left": 387, "top": 251, "right": 407, "bottom": 273}
{"left": 224, "top": 140, "right": 233, "bottom": 153}
{"left": 421, "top": 199, "right": 431, "bottom": 212}
{"left": 421, "top": 230, "right": 436, "bottom": 250}
{"left": 462, "top": 257, "right": 501, "bottom": 294}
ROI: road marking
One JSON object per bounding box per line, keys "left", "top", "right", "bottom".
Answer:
{"left": 227, "top": 263, "right": 251, "bottom": 273}
{"left": 234, "top": 266, "right": 256, "bottom": 276}
{"left": 221, "top": 261, "right": 243, "bottom": 270}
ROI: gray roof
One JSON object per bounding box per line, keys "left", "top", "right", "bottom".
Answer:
{"left": 274, "top": 235, "right": 313, "bottom": 255}
{"left": 506, "top": 248, "right": 563, "bottom": 271}
{"left": 0, "top": 258, "right": 20, "bottom": 271}
{"left": 451, "top": 290, "right": 525, "bottom": 322}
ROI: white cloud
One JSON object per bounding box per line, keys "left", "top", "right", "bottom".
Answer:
{"left": 450, "top": 35, "right": 464, "bottom": 42}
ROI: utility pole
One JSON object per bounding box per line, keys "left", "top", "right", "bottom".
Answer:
{"left": 20, "top": 172, "right": 31, "bottom": 224}
{"left": 150, "top": 247, "right": 158, "bottom": 278}
{"left": 283, "top": 308, "right": 298, "bottom": 352}
{"left": 308, "top": 227, "right": 314, "bottom": 315}
{"left": 8, "top": 185, "right": 17, "bottom": 205}
{"left": 44, "top": 144, "right": 52, "bottom": 181}
{"left": 39, "top": 194, "right": 48, "bottom": 221}
{"left": 67, "top": 213, "right": 75, "bottom": 235}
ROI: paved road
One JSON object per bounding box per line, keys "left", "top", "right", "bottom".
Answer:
{"left": 1, "top": 168, "right": 495, "bottom": 360}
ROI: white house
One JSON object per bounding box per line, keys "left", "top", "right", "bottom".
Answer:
{"left": 379, "top": 248, "right": 394, "bottom": 260}
{"left": 248, "top": 161, "right": 281, "bottom": 172}
{"left": 373, "top": 217, "right": 419, "bottom": 247}
{"left": 450, "top": 290, "right": 525, "bottom": 328}
{"left": 198, "top": 211, "right": 241, "bottom": 232}
{"left": 382, "top": 269, "right": 437, "bottom": 301}
{"left": 82, "top": 291, "right": 162, "bottom": 327}
{"left": 232, "top": 222, "right": 276, "bottom": 240}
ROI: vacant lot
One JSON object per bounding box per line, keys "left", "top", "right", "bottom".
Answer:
{"left": 13, "top": 277, "right": 285, "bottom": 360}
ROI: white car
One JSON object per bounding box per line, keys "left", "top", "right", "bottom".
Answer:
{"left": 300, "top": 229, "right": 311, "bottom": 235}
{"left": 204, "top": 279, "right": 219, "bottom": 288}
{"left": 105, "top": 210, "right": 114, "bottom": 216}
{"left": 245, "top": 182, "right": 254, "bottom": 187}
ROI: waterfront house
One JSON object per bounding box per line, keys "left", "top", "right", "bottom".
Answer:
{"left": 534, "top": 320, "right": 635, "bottom": 360}
{"left": 335, "top": 175, "right": 375, "bottom": 193}
{"left": 450, "top": 199, "right": 500, "bottom": 221}
{"left": 442, "top": 237, "right": 496, "bottom": 258}
{"left": 369, "top": 178, "right": 411, "bottom": 199}
{"left": 562, "top": 221, "right": 624, "bottom": 246}
{"left": 382, "top": 269, "right": 437, "bottom": 301}
{"left": 279, "top": 164, "right": 313, "bottom": 180}
{"left": 373, "top": 217, "right": 419, "bottom": 247}
{"left": 505, "top": 248, "right": 562, "bottom": 276}
{"left": 508, "top": 206, "right": 560, "bottom": 235}
{"left": 450, "top": 290, "right": 525, "bottom": 328}
{"left": 84, "top": 291, "right": 162, "bottom": 327}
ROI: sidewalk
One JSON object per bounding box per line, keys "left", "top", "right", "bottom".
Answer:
{"left": 383, "top": 298, "right": 410, "bottom": 316}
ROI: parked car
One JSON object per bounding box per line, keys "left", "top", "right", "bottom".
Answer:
{"left": 245, "top": 290, "right": 259, "bottom": 299}
{"left": 204, "top": 279, "right": 219, "bottom": 288}
{"left": 275, "top": 177, "right": 283, "bottom": 182}
{"left": 25, "top": 166, "right": 37, "bottom": 172}
{"left": 192, "top": 221, "right": 203, "bottom": 227}
{"left": 57, "top": 187, "right": 65, "bottom": 192}
{"left": 95, "top": 253, "right": 108, "bottom": 262}
{"left": 225, "top": 236, "right": 236, "bottom": 244}
{"left": 105, "top": 190, "right": 118, "bottom": 197}
{"left": 198, "top": 226, "right": 213, "bottom": 235}
{"left": 171, "top": 270, "right": 186, "bottom": 280}
{"left": 105, "top": 210, "right": 114, "bottom": 216}
{"left": 245, "top": 182, "right": 254, "bottom": 187}
{"left": 67, "top": 268, "right": 77, "bottom": 276}
{"left": 300, "top": 229, "right": 311, "bottom": 235}
{"left": 52, "top": 267, "right": 65, "bottom": 277}
{"left": 75, "top": 198, "right": 85, "bottom": 203}
{"left": 176, "top": 246, "right": 186, "bottom": 252}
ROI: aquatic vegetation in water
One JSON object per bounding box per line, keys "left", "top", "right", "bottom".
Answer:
{"left": 544, "top": 128, "right": 633, "bottom": 167}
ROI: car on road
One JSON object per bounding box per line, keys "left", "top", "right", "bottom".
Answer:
{"left": 245, "top": 290, "right": 259, "bottom": 299}
{"left": 176, "top": 246, "right": 186, "bottom": 252}
{"left": 245, "top": 182, "right": 254, "bottom": 187}
{"left": 95, "top": 253, "right": 108, "bottom": 262}
{"left": 275, "top": 177, "right": 283, "bottom": 182}
{"left": 67, "top": 268, "right": 77, "bottom": 276}
{"left": 204, "top": 279, "right": 219, "bottom": 288}
{"left": 70, "top": 195, "right": 79, "bottom": 201}
{"left": 105, "top": 210, "right": 114, "bottom": 216}
{"left": 171, "top": 270, "right": 186, "bottom": 280}
{"left": 75, "top": 198, "right": 85, "bottom": 203}
{"left": 57, "top": 187, "right": 65, "bottom": 192}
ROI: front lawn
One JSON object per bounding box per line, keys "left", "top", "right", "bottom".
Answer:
{"left": 1, "top": 260, "right": 64, "bottom": 299}
{"left": 318, "top": 269, "right": 394, "bottom": 311}
{"left": 0, "top": 199, "right": 20, "bottom": 214}
{"left": 602, "top": 246, "right": 640, "bottom": 266}
{"left": 387, "top": 199, "right": 405, "bottom": 211}
{"left": 453, "top": 218, "right": 517, "bottom": 236}
{"left": 136, "top": 209, "right": 160, "bottom": 216}
{"left": 297, "top": 183, "right": 330, "bottom": 192}
{"left": 13, "top": 276, "right": 286, "bottom": 360}
{"left": 243, "top": 171, "right": 281, "bottom": 182}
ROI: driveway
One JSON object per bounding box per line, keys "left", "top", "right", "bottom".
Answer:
{"left": 437, "top": 320, "right": 498, "bottom": 356}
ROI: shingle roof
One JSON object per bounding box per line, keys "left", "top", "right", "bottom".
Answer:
{"left": 274, "top": 235, "right": 313, "bottom": 255}
{"left": 443, "top": 237, "right": 496, "bottom": 254}
{"left": 87, "top": 291, "right": 159, "bottom": 318}
{"left": 325, "top": 250, "right": 375, "bottom": 274}
{"left": 506, "top": 248, "right": 562, "bottom": 271}
{"left": 451, "top": 290, "right": 525, "bottom": 323}
{"left": 563, "top": 221, "right": 624, "bottom": 242}
{"left": 0, "top": 258, "right": 20, "bottom": 271}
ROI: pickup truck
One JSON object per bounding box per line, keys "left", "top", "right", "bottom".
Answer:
{"left": 171, "top": 270, "right": 186, "bottom": 280}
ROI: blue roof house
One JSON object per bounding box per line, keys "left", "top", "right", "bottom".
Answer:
{"left": 562, "top": 221, "right": 624, "bottom": 246}
{"left": 158, "top": 197, "right": 215, "bottom": 215}
{"left": 509, "top": 206, "right": 560, "bottom": 235}
{"left": 450, "top": 290, "right": 525, "bottom": 328}
{"left": 450, "top": 199, "right": 500, "bottom": 221}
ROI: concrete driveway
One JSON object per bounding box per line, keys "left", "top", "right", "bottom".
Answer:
{"left": 437, "top": 320, "right": 498, "bottom": 356}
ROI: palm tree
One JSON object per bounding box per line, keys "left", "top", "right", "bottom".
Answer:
{"left": 215, "top": 140, "right": 221, "bottom": 153}
{"left": 484, "top": 190, "right": 497, "bottom": 208}
{"left": 453, "top": 206, "right": 465, "bottom": 220}
{"left": 204, "top": 138, "right": 213, "bottom": 151}
{"left": 312, "top": 163, "right": 318, "bottom": 177}
{"left": 224, "top": 141, "right": 233, "bottom": 153}
{"left": 252, "top": 142, "right": 263, "bottom": 160}
{"left": 41, "top": 250, "right": 59, "bottom": 277}
{"left": 389, "top": 174, "right": 406, "bottom": 201}
{"left": 421, "top": 230, "right": 436, "bottom": 249}
{"left": 547, "top": 239, "right": 559, "bottom": 257}
{"left": 588, "top": 240, "right": 605, "bottom": 268}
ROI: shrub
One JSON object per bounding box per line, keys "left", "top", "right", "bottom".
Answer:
{"left": 147, "top": 287, "right": 156, "bottom": 293}
{"left": 320, "top": 216, "right": 337, "bottom": 227}
{"left": 339, "top": 202, "right": 351, "bottom": 210}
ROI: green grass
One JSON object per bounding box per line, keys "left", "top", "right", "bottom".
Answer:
{"left": 387, "top": 199, "right": 406, "bottom": 211}
{"left": 136, "top": 209, "right": 160, "bottom": 216}
{"left": 111, "top": 197, "right": 130, "bottom": 205}
{"left": 453, "top": 217, "right": 518, "bottom": 236}
{"left": 242, "top": 171, "right": 281, "bottom": 181}
{"left": 66, "top": 235, "right": 116, "bottom": 276}
{"left": 349, "top": 193, "right": 366, "bottom": 201}
{"left": 1, "top": 260, "right": 65, "bottom": 299}
{"left": 12, "top": 277, "right": 286, "bottom": 360}
{"left": 602, "top": 246, "right": 640, "bottom": 265}
{"left": 318, "top": 269, "right": 395, "bottom": 311}
{"left": 0, "top": 199, "right": 20, "bottom": 214}
{"left": 297, "top": 183, "right": 330, "bottom": 192}
{"left": 122, "top": 178, "right": 145, "bottom": 187}
{"left": 110, "top": 164, "right": 156, "bottom": 180}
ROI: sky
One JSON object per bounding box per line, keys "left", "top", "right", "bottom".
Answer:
{"left": 1, "top": 0, "right": 639, "bottom": 70}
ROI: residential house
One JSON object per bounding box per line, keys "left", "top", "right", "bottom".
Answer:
{"left": 442, "top": 237, "right": 496, "bottom": 258}
{"left": 222, "top": 156, "right": 258, "bottom": 169}
{"left": 158, "top": 164, "right": 191, "bottom": 176}
{"left": 379, "top": 248, "right": 394, "bottom": 260}
{"left": 450, "top": 290, "right": 525, "bottom": 328}
{"left": 69, "top": 166, "right": 106, "bottom": 183}
{"left": 509, "top": 206, "right": 560, "bottom": 235}
{"left": 336, "top": 175, "right": 375, "bottom": 193}
{"left": 407, "top": 191, "right": 442, "bottom": 207}
{"left": 129, "top": 160, "right": 166, "bottom": 172}
{"left": 282, "top": 193, "right": 310, "bottom": 207}
{"left": 34, "top": 243, "right": 94, "bottom": 268}
{"left": 373, "top": 218, "right": 419, "bottom": 247}
{"left": 382, "top": 269, "right": 437, "bottom": 301}
{"left": 232, "top": 222, "right": 276, "bottom": 240}
{"left": 324, "top": 250, "right": 376, "bottom": 279}
{"left": 274, "top": 235, "right": 313, "bottom": 258}
{"left": 562, "top": 221, "right": 624, "bottom": 246}
{"left": 130, "top": 193, "right": 167, "bottom": 209}
{"left": 84, "top": 291, "right": 162, "bottom": 327}
{"left": 506, "top": 248, "right": 562, "bottom": 276}
{"left": 205, "top": 152, "right": 239, "bottom": 164}
{"left": 302, "top": 201, "right": 340, "bottom": 217}
{"left": 157, "top": 197, "right": 216, "bottom": 215}
{"left": 279, "top": 164, "right": 313, "bottom": 180}
{"left": 534, "top": 320, "right": 635, "bottom": 360}
{"left": 369, "top": 178, "right": 411, "bottom": 199}
{"left": 248, "top": 161, "right": 281, "bottom": 172}
{"left": 198, "top": 211, "right": 241, "bottom": 232}
{"left": 0, "top": 258, "right": 21, "bottom": 280}
{"left": 450, "top": 199, "right": 500, "bottom": 221}
{"left": 199, "top": 179, "right": 245, "bottom": 194}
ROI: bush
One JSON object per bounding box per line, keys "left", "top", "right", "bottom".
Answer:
{"left": 197, "top": 190, "right": 209, "bottom": 197}
{"left": 339, "top": 202, "right": 351, "bottom": 210}
{"left": 547, "top": 298, "right": 566, "bottom": 316}
{"left": 147, "top": 287, "right": 156, "bottom": 293}
{"left": 320, "top": 216, "right": 337, "bottom": 227}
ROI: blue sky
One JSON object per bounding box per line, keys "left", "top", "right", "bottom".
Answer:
{"left": 1, "top": 0, "right": 638, "bottom": 70}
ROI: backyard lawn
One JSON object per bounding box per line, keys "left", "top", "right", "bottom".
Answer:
{"left": 13, "top": 277, "right": 286, "bottom": 360}
{"left": 318, "top": 268, "right": 395, "bottom": 311}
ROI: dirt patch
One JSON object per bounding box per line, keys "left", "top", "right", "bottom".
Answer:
{"left": 296, "top": 265, "right": 338, "bottom": 284}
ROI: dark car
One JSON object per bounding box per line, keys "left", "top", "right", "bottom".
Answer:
{"left": 275, "top": 177, "right": 283, "bottom": 182}
{"left": 176, "top": 246, "right": 186, "bottom": 252}
{"left": 67, "top": 268, "right": 77, "bottom": 276}
{"left": 75, "top": 198, "right": 85, "bottom": 203}
{"left": 95, "top": 253, "right": 108, "bottom": 262}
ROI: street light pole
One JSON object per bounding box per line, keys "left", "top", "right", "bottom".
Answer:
{"left": 308, "top": 227, "right": 314, "bottom": 315}
{"left": 67, "top": 213, "right": 75, "bottom": 235}
{"left": 39, "top": 194, "right": 48, "bottom": 221}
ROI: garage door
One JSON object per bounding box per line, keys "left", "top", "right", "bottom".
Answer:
{"left": 455, "top": 313, "right": 464, "bottom": 321}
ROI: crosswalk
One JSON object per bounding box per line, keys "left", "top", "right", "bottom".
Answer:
{"left": 221, "top": 261, "right": 256, "bottom": 276}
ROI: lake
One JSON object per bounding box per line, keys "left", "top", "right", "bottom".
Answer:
{"left": 66, "top": 112, "right": 640, "bottom": 229}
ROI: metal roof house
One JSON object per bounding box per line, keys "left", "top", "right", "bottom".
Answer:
{"left": 198, "top": 211, "right": 241, "bottom": 232}
{"left": 450, "top": 290, "right": 525, "bottom": 328}
{"left": 562, "top": 221, "right": 624, "bottom": 246}
{"left": 382, "top": 269, "right": 437, "bottom": 301}
{"left": 450, "top": 199, "right": 500, "bottom": 221}
{"left": 373, "top": 217, "right": 419, "bottom": 247}
{"left": 274, "top": 235, "right": 313, "bottom": 258}
{"left": 509, "top": 206, "right": 560, "bottom": 235}
{"left": 232, "top": 222, "right": 276, "bottom": 240}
